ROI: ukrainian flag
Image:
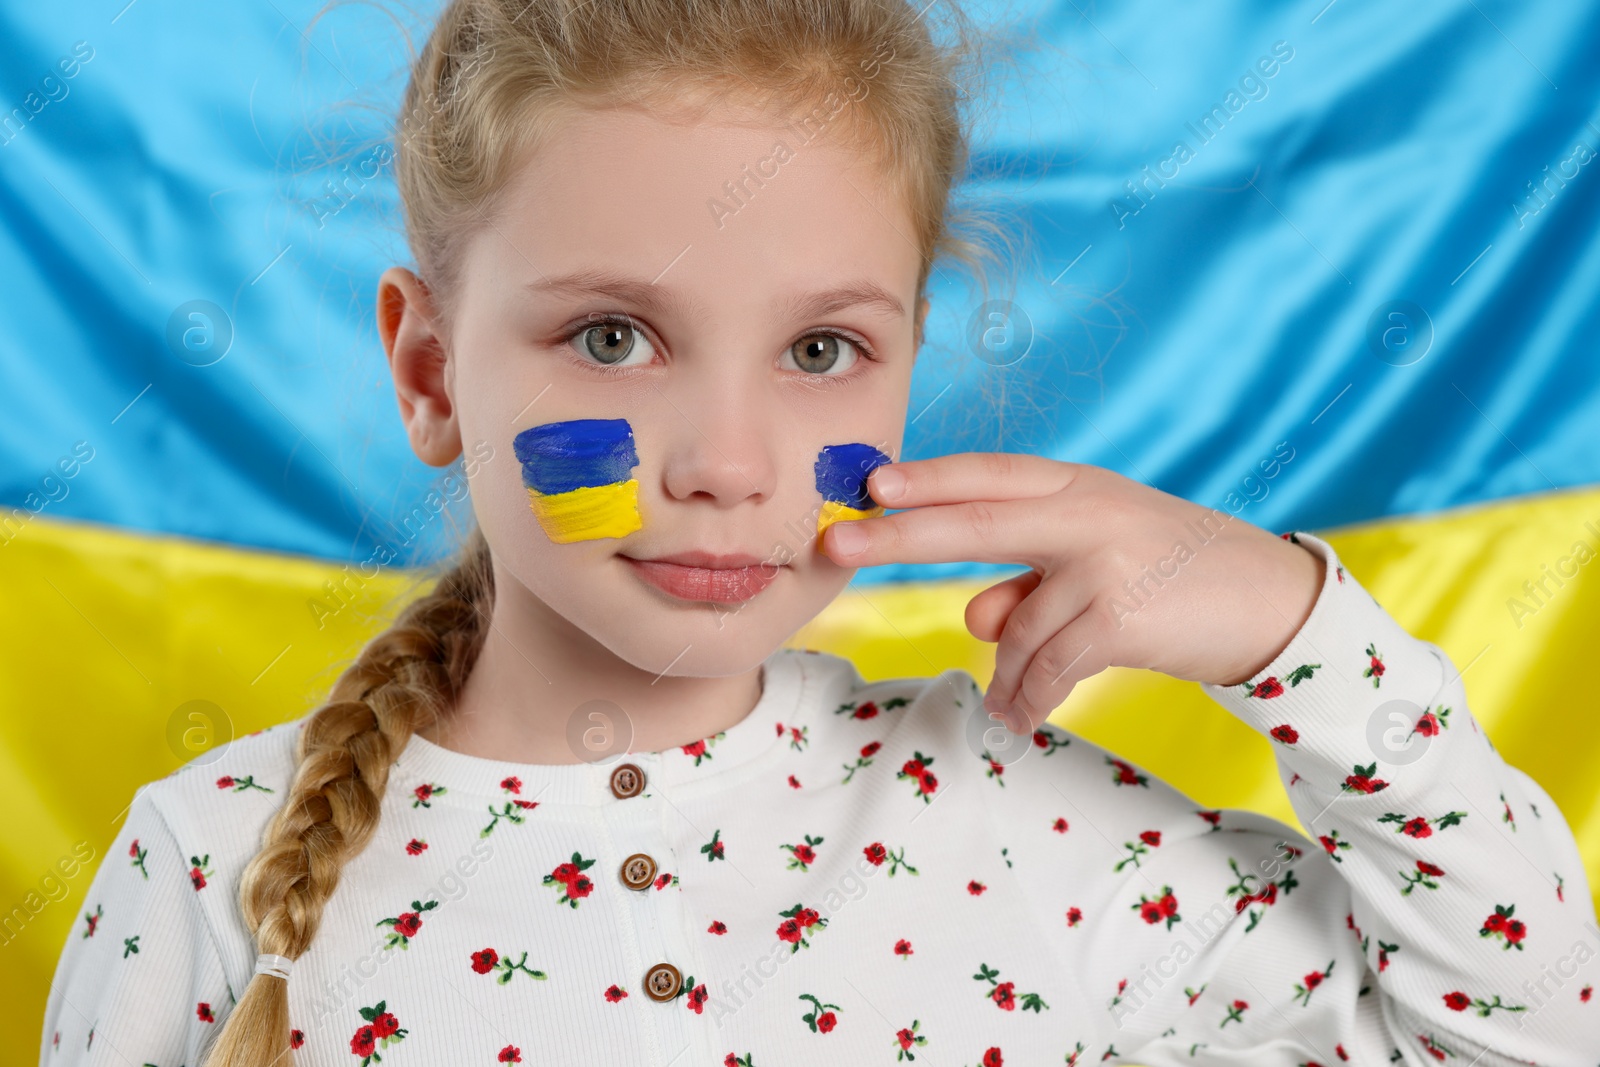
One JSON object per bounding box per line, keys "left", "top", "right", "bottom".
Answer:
{"left": 512, "top": 418, "right": 643, "bottom": 544}
{"left": 3, "top": 0, "right": 1599, "bottom": 1044}
{"left": 815, "top": 442, "right": 892, "bottom": 544}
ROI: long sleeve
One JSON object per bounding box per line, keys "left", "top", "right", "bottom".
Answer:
{"left": 964, "top": 530, "right": 1597, "bottom": 1066}
{"left": 1171, "top": 530, "right": 1600, "bottom": 1065}
{"left": 40, "top": 782, "right": 235, "bottom": 1067}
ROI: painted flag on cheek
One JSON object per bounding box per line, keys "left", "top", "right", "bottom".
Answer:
{"left": 511, "top": 418, "right": 643, "bottom": 543}
{"left": 815, "top": 442, "right": 892, "bottom": 545}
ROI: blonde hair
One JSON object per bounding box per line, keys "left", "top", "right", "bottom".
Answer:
{"left": 205, "top": 2, "right": 1002, "bottom": 1062}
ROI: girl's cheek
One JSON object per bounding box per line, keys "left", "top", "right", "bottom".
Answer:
{"left": 814, "top": 442, "right": 892, "bottom": 545}
{"left": 511, "top": 417, "right": 643, "bottom": 544}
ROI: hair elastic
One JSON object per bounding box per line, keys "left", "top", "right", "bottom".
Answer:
{"left": 254, "top": 953, "right": 294, "bottom": 980}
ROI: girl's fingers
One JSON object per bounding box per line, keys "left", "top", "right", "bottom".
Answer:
{"left": 964, "top": 569, "right": 1042, "bottom": 643}
{"left": 823, "top": 496, "right": 1069, "bottom": 567}
{"left": 1007, "top": 615, "right": 1111, "bottom": 731}
{"left": 980, "top": 571, "right": 1097, "bottom": 716}
{"left": 867, "top": 452, "right": 1082, "bottom": 509}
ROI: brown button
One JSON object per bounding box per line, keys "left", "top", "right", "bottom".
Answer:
{"left": 620, "top": 852, "right": 658, "bottom": 891}
{"left": 643, "top": 962, "right": 682, "bottom": 1001}
{"left": 609, "top": 762, "right": 645, "bottom": 799}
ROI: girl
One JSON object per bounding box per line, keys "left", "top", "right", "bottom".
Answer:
{"left": 42, "top": 1, "right": 1597, "bottom": 1065}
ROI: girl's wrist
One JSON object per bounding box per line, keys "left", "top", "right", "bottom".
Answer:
{"left": 1208, "top": 534, "right": 1326, "bottom": 688}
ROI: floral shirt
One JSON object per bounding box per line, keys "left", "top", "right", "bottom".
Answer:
{"left": 40, "top": 532, "right": 1599, "bottom": 1066}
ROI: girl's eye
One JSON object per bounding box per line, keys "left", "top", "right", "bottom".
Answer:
{"left": 571, "top": 318, "right": 657, "bottom": 368}
{"left": 783, "top": 332, "right": 860, "bottom": 376}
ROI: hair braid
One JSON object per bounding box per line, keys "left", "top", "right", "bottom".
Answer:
{"left": 201, "top": 528, "right": 493, "bottom": 1067}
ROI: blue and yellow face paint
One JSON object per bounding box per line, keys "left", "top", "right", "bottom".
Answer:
{"left": 511, "top": 418, "right": 643, "bottom": 543}
{"left": 815, "top": 442, "right": 892, "bottom": 544}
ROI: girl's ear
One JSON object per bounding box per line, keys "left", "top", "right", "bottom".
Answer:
{"left": 377, "top": 266, "right": 462, "bottom": 467}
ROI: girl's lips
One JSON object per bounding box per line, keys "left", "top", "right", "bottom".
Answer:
{"left": 621, "top": 555, "right": 780, "bottom": 603}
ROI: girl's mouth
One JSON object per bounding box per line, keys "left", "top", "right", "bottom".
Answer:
{"left": 619, "top": 551, "right": 781, "bottom": 603}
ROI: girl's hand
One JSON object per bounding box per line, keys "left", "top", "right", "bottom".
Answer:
{"left": 821, "top": 454, "right": 1325, "bottom": 734}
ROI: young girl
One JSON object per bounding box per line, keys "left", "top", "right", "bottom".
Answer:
{"left": 42, "top": 1, "right": 1597, "bottom": 1065}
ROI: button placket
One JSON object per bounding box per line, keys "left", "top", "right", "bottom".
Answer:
{"left": 606, "top": 760, "right": 701, "bottom": 1026}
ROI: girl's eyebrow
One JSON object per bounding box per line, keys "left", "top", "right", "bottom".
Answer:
{"left": 524, "top": 269, "right": 904, "bottom": 322}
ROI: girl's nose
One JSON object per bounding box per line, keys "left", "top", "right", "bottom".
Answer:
{"left": 653, "top": 376, "right": 779, "bottom": 508}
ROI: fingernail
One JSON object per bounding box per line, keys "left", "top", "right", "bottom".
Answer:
{"left": 871, "top": 466, "right": 905, "bottom": 502}
{"left": 829, "top": 521, "right": 867, "bottom": 556}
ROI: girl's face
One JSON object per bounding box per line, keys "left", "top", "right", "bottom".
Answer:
{"left": 388, "top": 101, "right": 927, "bottom": 677}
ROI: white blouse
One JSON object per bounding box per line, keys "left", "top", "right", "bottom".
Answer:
{"left": 41, "top": 532, "right": 1599, "bottom": 1066}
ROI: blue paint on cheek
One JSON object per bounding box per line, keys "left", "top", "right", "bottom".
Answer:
{"left": 815, "top": 443, "right": 892, "bottom": 510}
{"left": 512, "top": 418, "right": 639, "bottom": 492}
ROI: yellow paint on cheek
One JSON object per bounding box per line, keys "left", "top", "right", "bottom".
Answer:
{"left": 816, "top": 499, "right": 884, "bottom": 547}
{"left": 527, "top": 480, "right": 644, "bottom": 544}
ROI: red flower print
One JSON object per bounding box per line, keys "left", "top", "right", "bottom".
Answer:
{"left": 1065, "top": 906, "right": 1082, "bottom": 926}
{"left": 1402, "top": 817, "right": 1431, "bottom": 838}
{"left": 352, "top": 999, "right": 408, "bottom": 1065}
{"left": 291, "top": 1029, "right": 305, "bottom": 1048}
{"left": 897, "top": 751, "right": 939, "bottom": 802}
{"left": 853, "top": 701, "right": 880, "bottom": 719}
{"left": 187, "top": 854, "right": 213, "bottom": 891}
{"left": 1443, "top": 991, "right": 1470, "bottom": 1011}
{"left": 653, "top": 872, "right": 673, "bottom": 890}
{"left": 992, "top": 981, "right": 1017, "bottom": 1010}
{"left": 982, "top": 1050, "right": 1002, "bottom": 1067}
{"left": 1133, "top": 885, "right": 1181, "bottom": 929}
{"left": 708, "top": 920, "right": 727, "bottom": 935}
{"left": 197, "top": 1002, "right": 215, "bottom": 1023}
{"left": 498, "top": 1046, "right": 521, "bottom": 1063}
{"left": 1139, "top": 830, "right": 1161, "bottom": 847}
{"left": 864, "top": 842, "right": 888, "bottom": 866}
{"left": 1269, "top": 723, "right": 1298, "bottom": 744}
{"left": 683, "top": 739, "right": 708, "bottom": 761}
{"left": 968, "top": 880, "right": 987, "bottom": 896}
{"left": 471, "top": 948, "right": 499, "bottom": 974}
{"left": 861, "top": 741, "right": 881, "bottom": 758}
{"left": 1106, "top": 757, "right": 1148, "bottom": 787}
{"left": 799, "top": 992, "right": 842, "bottom": 1033}
{"left": 351, "top": 1027, "right": 375, "bottom": 1058}
{"left": 1341, "top": 762, "right": 1388, "bottom": 794}
{"left": 500, "top": 776, "right": 521, "bottom": 793}
{"left": 973, "top": 963, "right": 1049, "bottom": 1012}
{"left": 605, "top": 984, "right": 628, "bottom": 1002}
{"left": 777, "top": 902, "right": 828, "bottom": 951}
{"left": 1580, "top": 985, "right": 1591, "bottom": 1002}
{"left": 780, "top": 834, "right": 824, "bottom": 871}
{"left": 701, "top": 829, "right": 726, "bottom": 861}
{"left": 216, "top": 776, "right": 234, "bottom": 789}
{"left": 127, "top": 839, "right": 139, "bottom": 858}
{"left": 1052, "top": 817, "right": 1069, "bottom": 833}
{"left": 405, "top": 838, "right": 427, "bottom": 856}
{"left": 411, "top": 782, "right": 446, "bottom": 807}
{"left": 1364, "top": 643, "right": 1385, "bottom": 686}
{"left": 894, "top": 938, "right": 913, "bottom": 959}
{"left": 1292, "top": 961, "right": 1335, "bottom": 1006}
{"left": 685, "top": 981, "right": 709, "bottom": 1014}
{"left": 377, "top": 898, "right": 439, "bottom": 949}
{"left": 788, "top": 775, "right": 801, "bottom": 789}
{"left": 1197, "top": 810, "right": 1221, "bottom": 828}
{"left": 1253, "top": 679, "right": 1285, "bottom": 699}
{"left": 543, "top": 852, "right": 597, "bottom": 907}
{"left": 1400, "top": 860, "right": 1445, "bottom": 895}
{"left": 472, "top": 949, "right": 547, "bottom": 984}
